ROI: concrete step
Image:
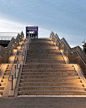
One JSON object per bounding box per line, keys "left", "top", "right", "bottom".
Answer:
{"left": 28, "top": 49, "right": 57, "bottom": 52}
{"left": 21, "top": 75, "right": 79, "bottom": 79}
{"left": 30, "top": 40, "right": 52, "bottom": 42}
{"left": 0, "top": 90, "right": 4, "bottom": 95}
{"left": 6, "top": 64, "right": 12, "bottom": 69}
{"left": 1, "top": 79, "right": 8, "bottom": 82}
{"left": 5, "top": 69, "right": 10, "bottom": 71}
{"left": 19, "top": 82, "right": 83, "bottom": 87}
{"left": 30, "top": 41, "right": 55, "bottom": 44}
{"left": 21, "top": 71, "right": 77, "bottom": 76}
{"left": 18, "top": 90, "right": 86, "bottom": 95}
{"left": 19, "top": 86, "right": 85, "bottom": 91}
{"left": 29, "top": 46, "right": 55, "bottom": 49}
{"left": 31, "top": 38, "right": 51, "bottom": 40}
{"left": 4, "top": 71, "right": 10, "bottom": 75}
{"left": 28, "top": 49, "right": 60, "bottom": 53}
{"left": 30, "top": 42, "right": 52, "bottom": 44}
{"left": 0, "top": 86, "right": 5, "bottom": 90}
{"left": 30, "top": 41, "right": 52, "bottom": 43}
{"left": 30, "top": 42, "right": 53, "bottom": 45}
{"left": 0, "top": 82, "right": 6, "bottom": 86}
{"left": 29, "top": 44, "right": 55, "bottom": 47}
{"left": 26, "top": 58, "right": 64, "bottom": 62}
{"left": 27, "top": 53, "right": 62, "bottom": 57}
{"left": 23, "top": 63, "right": 73, "bottom": 67}
{"left": 26, "top": 57, "right": 63, "bottom": 60}
{"left": 22, "top": 67, "right": 75, "bottom": 71}
{"left": 20, "top": 79, "right": 81, "bottom": 83}
{"left": 3, "top": 75, "right": 9, "bottom": 79}
{"left": 28, "top": 52, "right": 60, "bottom": 55}
{"left": 29, "top": 45, "right": 55, "bottom": 49}
{"left": 30, "top": 40, "right": 51, "bottom": 43}
{"left": 22, "top": 69, "right": 76, "bottom": 72}
{"left": 26, "top": 60, "right": 65, "bottom": 64}
{"left": 28, "top": 52, "right": 61, "bottom": 55}
{"left": 30, "top": 39, "right": 52, "bottom": 42}
{"left": 28, "top": 51, "right": 60, "bottom": 54}
{"left": 26, "top": 58, "right": 63, "bottom": 61}
{"left": 26, "top": 56, "right": 63, "bottom": 59}
{"left": 26, "top": 56, "right": 64, "bottom": 60}
{"left": 23, "top": 64, "right": 74, "bottom": 68}
{"left": 30, "top": 46, "right": 56, "bottom": 50}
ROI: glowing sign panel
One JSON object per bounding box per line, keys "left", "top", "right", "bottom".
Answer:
{"left": 26, "top": 26, "right": 38, "bottom": 39}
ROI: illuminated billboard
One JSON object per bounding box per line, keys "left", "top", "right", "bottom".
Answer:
{"left": 26, "top": 26, "right": 38, "bottom": 39}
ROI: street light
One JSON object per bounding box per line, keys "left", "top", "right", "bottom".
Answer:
{"left": 82, "top": 40, "right": 86, "bottom": 54}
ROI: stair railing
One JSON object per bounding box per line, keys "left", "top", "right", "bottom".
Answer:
{"left": 11, "top": 51, "right": 23, "bottom": 90}
{"left": 8, "top": 51, "right": 18, "bottom": 90}
{"left": 8, "top": 41, "right": 29, "bottom": 90}
{"left": 50, "top": 32, "right": 86, "bottom": 75}
{"left": 0, "top": 40, "right": 15, "bottom": 63}
{"left": 8, "top": 43, "right": 23, "bottom": 90}
{"left": 13, "top": 52, "right": 21, "bottom": 78}
{"left": 23, "top": 43, "right": 28, "bottom": 64}
{"left": 59, "top": 39, "right": 86, "bottom": 66}
{"left": 0, "top": 31, "right": 24, "bottom": 63}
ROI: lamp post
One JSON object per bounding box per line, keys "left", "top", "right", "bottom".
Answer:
{"left": 82, "top": 40, "right": 86, "bottom": 54}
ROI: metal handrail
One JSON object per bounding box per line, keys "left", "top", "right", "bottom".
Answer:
{"left": 0, "top": 35, "right": 20, "bottom": 57}
{"left": 13, "top": 51, "right": 21, "bottom": 78}
{"left": 13, "top": 43, "right": 27, "bottom": 79}
{"left": 71, "top": 51, "right": 86, "bottom": 66}
{"left": 9, "top": 41, "right": 28, "bottom": 90}
{"left": 8, "top": 44, "right": 23, "bottom": 90}
{"left": 60, "top": 40, "right": 86, "bottom": 66}
{"left": 23, "top": 43, "right": 28, "bottom": 64}
{"left": 8, "top": 51, "right": 17, "bottom": 82}
{"left": 52, "top": 35, "right": 86, "bottom": 66}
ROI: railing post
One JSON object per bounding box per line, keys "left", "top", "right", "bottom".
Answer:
{"left": 15, "top": 65, "right": 16, "bottom": 78}
{"left": 11, "top": 75, "right": 13, "bottom": 90}
{"left": 17, "top": 63, "right": 18, "bottom": 69}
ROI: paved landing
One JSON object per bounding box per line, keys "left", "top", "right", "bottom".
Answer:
{"left": 0, "top": 97, "right": 86, "bottom": 108}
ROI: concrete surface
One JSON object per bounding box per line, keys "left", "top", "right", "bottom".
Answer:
{"left": 0, "top": 97, "right": 86, "bottom": 108}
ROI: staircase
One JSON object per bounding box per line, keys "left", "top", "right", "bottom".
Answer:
{"left": 0, "top": 64, "right": 12, "bottom": 96}
{"left": 18, "top": 38, "right": 86, "bottom": 96}
{"left": 0, "top": 48, "right": 19, "bottom": 96}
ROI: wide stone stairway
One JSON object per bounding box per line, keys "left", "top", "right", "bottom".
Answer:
{"left": 18, "top": 38, "right": 86, "bottom": 96}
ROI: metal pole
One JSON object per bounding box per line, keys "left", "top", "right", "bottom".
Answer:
{"left": 15, "top": 65, "right": 16, "bottom": 78}
{"left": 11, "top": 75, "right": 13, "bottom": 90}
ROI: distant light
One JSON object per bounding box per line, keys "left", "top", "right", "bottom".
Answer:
{"left": 82, "top": 42, "right": 85, "bottom": 46}
{"left": 29, "top": 31, "right": 35, "bottom": 34}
